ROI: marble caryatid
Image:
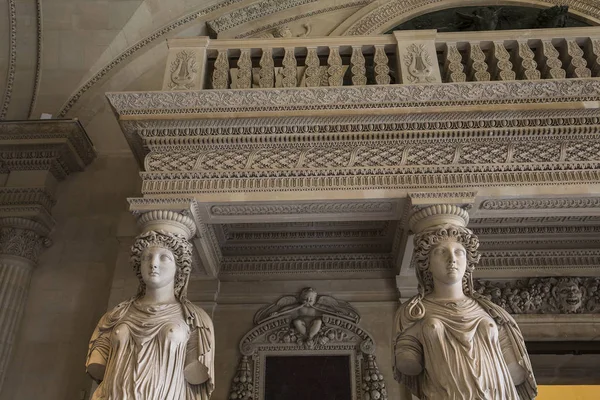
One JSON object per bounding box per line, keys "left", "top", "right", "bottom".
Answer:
{"left": 86, "top": 230, "right": 215, "bottom": 400}
{"left": 393, "top": 206, "right": 537, "bottom": 400}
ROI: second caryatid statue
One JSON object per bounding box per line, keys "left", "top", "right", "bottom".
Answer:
{"left": 393, "top": 205, "right": 537, "bottom": 400}
{"left": 86, "top": 230, "right": 215, "bottom": 400}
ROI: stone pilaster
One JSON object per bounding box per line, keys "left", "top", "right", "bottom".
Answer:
{"left": 0, "top": 119, "right": 95, "bottom": 396}
{"left": 0, "top": 218, "right": 50, "bottom": 389}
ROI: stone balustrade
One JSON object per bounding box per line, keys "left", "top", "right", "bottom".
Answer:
{"left": 162, "top": 27, "right": 600, "bottom": 91}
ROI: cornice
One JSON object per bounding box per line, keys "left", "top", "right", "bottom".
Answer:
{"left": 0, "top": 119, "right": 96, "bottom": 179}
{"left": 107, "top": 79, "right": 600, "bottom": 118}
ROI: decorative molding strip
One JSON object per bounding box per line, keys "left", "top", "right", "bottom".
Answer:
{"left": 345, "top": 0, "right": 600, "bottom": 35}
{"left": 107, "top": 79, "right": 600, "bottom": 117}
{"left": 207, "top": 0, "right": 318, "bottom": 34}
{"left": 210, "top": 201, "right": 394, "bottom": 216}
{"left": 237, "top": 0, "right": 371, "bottom": 38}
{"left": 126, "top": 107, "right": 600, "bottom": 137}
{"left": 475, "top": 277, "right": 600, "bottom": 314}
{"left": 473, "top": 225, "right": 600, "bottom": 236}
{"left": 28, "top": 0, "right": 42, "bottom": 119}
{"left": 481, "top": 197, "right": 600, "bottom": 210}
{"left": 139, "top": 168, "right": 600, "bottom": 194}
{"left": 1, "top": 0, "right": 17, "bottom": 120}
{"left": 0, "top": 187, "right": 56, "bottom": 212}
{"left": 471, "top": 215, "right": 600, "bottom": 226}
{"left": 55, "top": 0, "right": 246, "bottom": 118}
{"left": 478, "top": 249, "right": 600, "bottom": 270}
{"left": 220, "top": 253, "right": 393, "bottom": 274}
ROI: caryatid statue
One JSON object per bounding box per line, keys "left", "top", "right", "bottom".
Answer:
{"left": 393, "top": 205, "right": 537, "bottom": 400}
{"left": 86, "top": 230, "right": 215, "bottom": 400}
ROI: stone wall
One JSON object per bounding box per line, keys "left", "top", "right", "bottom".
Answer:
{"left": 0, "top": 155, "right": 141, "bottom": 400}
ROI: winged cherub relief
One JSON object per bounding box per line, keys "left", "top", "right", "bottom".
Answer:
{"left": 254, "top": 288, "right": 360, "bottom": 344}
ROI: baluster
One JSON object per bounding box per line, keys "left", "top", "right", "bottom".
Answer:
{"left": 491, "top": 41, "right": 516, "bottom": 81}
{"left": 586, "top": 38, "right": 600, "bottom": 77}
{"left": 236, "top": 48, "right": 252, "bottom": 89}
{"left": 374, "top": 45, "right": 391, "bottom": 85}
{"left": 327, "top": 47, "right": 344, "bottom": 86}
{"left": 443, "top": 43, "right": 466, "bottom": 82}
{"left": 536, "top": 40, "right": 566, "bottom": 79}
{"left": 212, "top": 49, "right": 230, "bottom": 89}
{"left": 259, "top": 48, "right": 275, "bottom": 88}
{"left": 351, "top": 46, "right": 367, "bottom": 85}
{"left": 304, "top": 47, "right": 321, "bottom": 87}
{"left": 564, "top": 39, "right": 591, "bottom": 78}
{"left": 281, "top": 47, "right": 297, "bottom": 87}
{"left": 514, "top": 41, "right": 540, "bottom": 80}
{"left": 467, "top": 43, "right": 490, "bottom": 81}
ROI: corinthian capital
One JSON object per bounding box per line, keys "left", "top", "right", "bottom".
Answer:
{"left": 0, "top": 218, "right": 51, "bottom": 264}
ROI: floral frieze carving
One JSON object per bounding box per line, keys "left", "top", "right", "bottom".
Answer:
{"left": 475, "top": 277, "right": 600, "bottom": 314}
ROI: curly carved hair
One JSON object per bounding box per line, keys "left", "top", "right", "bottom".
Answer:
{"left": 414, "top": 224, "right": 480, "bottom": 296}
{"left": 130, "top": 230, "right": 193, "bottom": 301}
{"left": 403, "top": 224, "right": 481, "bottom": 323}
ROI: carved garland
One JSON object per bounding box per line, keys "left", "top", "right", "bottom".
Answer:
{"left": 228, "top": 289, "right": 388, "bottom": 400}
{"left": 475, "top": 277, "right": 600, "bottom": 314}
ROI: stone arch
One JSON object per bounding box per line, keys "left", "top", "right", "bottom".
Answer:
{"left": 338, "top": 0, "right": 600, "bottom": 36}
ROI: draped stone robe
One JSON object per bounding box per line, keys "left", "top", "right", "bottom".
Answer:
{"left": 86, "top": 299, "right": 214, "bottom": 400}
{"left": 393, "top": 296, "right": 537, "bottom": 400}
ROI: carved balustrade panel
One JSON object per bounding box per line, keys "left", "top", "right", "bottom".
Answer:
{"left": 163, "top": 27, "right": 600, "bottom": 90}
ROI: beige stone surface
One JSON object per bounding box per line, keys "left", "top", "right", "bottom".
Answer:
{"left": 0, "top": 155, "right": 141, "bottom": 400}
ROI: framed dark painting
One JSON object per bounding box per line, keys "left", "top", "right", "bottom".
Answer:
{"left": 264, "top": 355, "right": 352, "bottom": 400}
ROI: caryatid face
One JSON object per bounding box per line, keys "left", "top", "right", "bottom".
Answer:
{"left": 428, "top": 240, "right": 467, "bottom": 287}
{"left": 140, "top": 246, "right": 177, "bottom": 290}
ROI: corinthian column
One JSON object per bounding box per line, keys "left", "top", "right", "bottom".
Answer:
{"left": 0, "top": 218, "right": 50, "bottom": 388}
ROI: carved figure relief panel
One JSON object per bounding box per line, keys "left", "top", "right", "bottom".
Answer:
{"left": 228, "top": 288, "right": 387, "bottom": 400}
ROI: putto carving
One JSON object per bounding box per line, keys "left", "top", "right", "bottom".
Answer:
{"left": 228, "top": 288, "right": 388, "bottom": 400}
{"left": 475, "top": 277, "right": 600, "bottom": 314}
{"left": 169, "top": 50, "right": 198, "bottom": 90}
{"left": 254, "top": 288, "right": 360, "bottom": 347}
{"left": 404, "top": 44, "right": 434, "bottom": 83}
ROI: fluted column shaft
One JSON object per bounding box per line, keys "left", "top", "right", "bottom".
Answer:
{"left": 0, "top": 221, "right": 49, "bottom": 390}
{"left": 0, "top": 259, "right": 33, "bottom": 386}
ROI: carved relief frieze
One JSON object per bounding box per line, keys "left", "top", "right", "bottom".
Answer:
{"left": 207, "top": 0, "right": 317, "bottom": 34}
{"left": 475, "top": 277, "right": 600, "bottom": 314}
{"left": 107, "top": 79, "right": 600, "bottom": 117}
